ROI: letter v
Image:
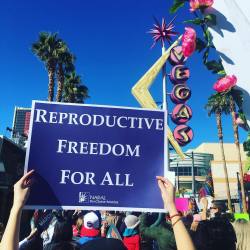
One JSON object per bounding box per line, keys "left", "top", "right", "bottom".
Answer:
{"left": 144, "top": 118, "right": 155, "bottom": 129}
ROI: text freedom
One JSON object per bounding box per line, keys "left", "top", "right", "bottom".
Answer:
{"left": 57, "top": 139, "right": 141, "bottom": 157}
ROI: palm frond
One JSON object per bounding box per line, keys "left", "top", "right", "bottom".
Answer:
{"left": 205, "top": 92, "right": 231, "bottom": 116}
{"left": 62, "top": 71, "right": 89, "bottom": 103}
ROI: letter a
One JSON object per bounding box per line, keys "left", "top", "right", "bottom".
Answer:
{"left": 100, "top": 172, "right": 114, "bottom": 186}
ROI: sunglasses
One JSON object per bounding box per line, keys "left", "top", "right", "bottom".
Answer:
{"left": 210, "top": 207, "right": 218, "bottom": 210}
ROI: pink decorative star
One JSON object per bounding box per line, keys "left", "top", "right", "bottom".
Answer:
{"left": 148, "top": 16, "right": 178, "bottom": 48}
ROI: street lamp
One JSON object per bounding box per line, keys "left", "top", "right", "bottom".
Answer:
{"left": 185, "top": 152, "right": 195, "bottom": 196}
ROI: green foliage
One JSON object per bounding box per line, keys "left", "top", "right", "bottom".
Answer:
{"left": 170, "top": 0, "right": 186, "bottom": 14}
{"left": 217, "top": 70, "right": 226, "bottom": 76}
{"left": 203, "top": 28, "right": 212, "bottom": 45}
{"left": 243, "top": 133, "right": 250, "bottom": 157}
{"left": 170, "top": 1, "right": 221, "bottom": 77}
{"left": 202, "top": 47, "right": 209, "bottom": 64}
{"left": 205, "top": 60, "right": 225, "bottom": 75}
{"left": 184, "top": 15, "right": 217, "bottom": 26}
{"left": 204, "top": 14, "right": 217, "bottom": 26}
{"left": 205, "top": 93, "right": 231, "bottom": 116}
{"left": 32, "top": 32, "right": 90, "bottom": 103}
{"left": 62, "top": 71, "right": 89, "bottom": 103}
{"left": 32, "top": 32, "right": 64, "bottom": 68}
{"left": 196, "top": 38, "right": 207, "bottom": 53}
{"left": 184, "top": 18, "right": 203, "bottom": 25}
{"left": 238, "top": 112, "right": 250, "bottom": 131}
{"left": 245, "top": 156, "right": 250, "bottom": 171}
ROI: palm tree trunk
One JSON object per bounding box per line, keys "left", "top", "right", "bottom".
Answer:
{"left": 216, "top": 111, "right": 233, "bottom": 212}
{"left": 47, "top": 62, "right": 56, "bottom": 102}
{"left": 56, "top": 63, "right": 64, "bottom": 102}
{"left": 229, "top": 97, "right": 247, "bottom": 213}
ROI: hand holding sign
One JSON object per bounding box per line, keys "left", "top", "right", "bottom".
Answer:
{"left": 156, "top": 176, "right": 175, "bottom": 212}
{"left": 13, "top": 170, "right": 34, "bottom": 210}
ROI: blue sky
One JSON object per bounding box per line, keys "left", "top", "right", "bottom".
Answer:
{"left": 0, "top": 0, "right": 247, "bottom": 150}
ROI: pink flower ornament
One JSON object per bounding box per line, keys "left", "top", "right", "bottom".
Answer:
{"left": 189, "top": 0, "right": 200, "bottom": 11}
{"left": 182, "top": 27, "right": 196, "bottom": 57}
{"left": 189, "top": 0, "right": 214, "bottom": 11}
{"left": 213, "top": 75, "right": 237, "bottom": 93}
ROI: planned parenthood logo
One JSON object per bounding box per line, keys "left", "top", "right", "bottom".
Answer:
{"left": 79, "top": 192, "right": 90, "bottom": 203}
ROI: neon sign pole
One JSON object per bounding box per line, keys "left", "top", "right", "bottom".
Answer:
{"left": 168, "top": 45, "right": 194, "bottom": 146}
{"left": 148, "top": 17, "right": 179, "bottom": 170}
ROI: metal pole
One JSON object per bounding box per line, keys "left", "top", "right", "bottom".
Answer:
{"left": 176, "top": 162, "right": 179, "bottom": 191}
{"left": 191, "top": 151, "right": 195, "bottom": 196}
{"left": 162, "top": 46, "right": 169, "bottom": 172}
{"left": 237, "top": 172, "right": 242, "bottom": 212}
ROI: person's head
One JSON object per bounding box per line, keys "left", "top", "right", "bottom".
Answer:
{"left": 210, "top": 200, "right": 226, "bottom": 218}
{"left": 51, "top": 220, "right": 73, "bottom": 243}
{"left": 124, "top": 215, "right": 140, "bottom": 230}
{"left": 233, "top": 219, "right": 250, "bottom": 250}
{"left": 75, "top": 216, "right": 83, "bottom": 232}
{"left": 83, "top": 212, "right": 100, "bottom": 230}
{"left": 108, "top": 211, "right": 116, "bottom": 216}
{"left": 80, "top": 211, "right": 101, "bottom": 237}
{"left": 194, "top": 218, "right": 236, "bottom": 250}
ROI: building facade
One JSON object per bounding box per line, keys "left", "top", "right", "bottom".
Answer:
{"left": 11, "top": 107, "right": 31, "bottom": 146}
{"left": 193, "top": 143, "right": 248, "bottom": 200}
{"left": 170, "top": 152, "right": 214, "bottom": 195}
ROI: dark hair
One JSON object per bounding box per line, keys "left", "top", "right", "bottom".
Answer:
{"left": 193, "top": 218, "right": 236, "bottom": 250}
{"left": 211, "top": 200, "right": 227, "bottom": 213}
{"left": 51, "top": 220, "right": 73, "bottom": 243}
{"left": 0, "top": 222, "right": 5, "bottom": 242}
{"left": 20, "top": 236, "right": 43, "bottom": 250}
{"left": 182, "top": 214, "right": 193, "bottom": 229}
{"left": 44, "top": 242, "right": 80, "bottom": 250}
{"left": 80, "top": 238, "right": 127, "bottom": 250}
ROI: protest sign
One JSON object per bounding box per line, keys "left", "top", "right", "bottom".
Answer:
{"left": 175, "top": 198, "right": 189, "bottom": 212}
{"left": 24, "top": 101, "right": 167, "bottom": 212}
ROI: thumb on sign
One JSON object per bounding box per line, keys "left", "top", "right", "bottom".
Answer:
{"left": 156, "top": 176, "right": 175, "bottom": 211}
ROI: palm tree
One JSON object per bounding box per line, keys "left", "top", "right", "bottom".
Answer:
{"left": 205, "top": 93, "right": 233, "bottom": 212}
{"left": 62, "top": 71, "right": 89, "bottom": 103}
{"left": 243, "top": 132, "right": 250, "bottom": 171}
{"left": 56, "top": 43, "right": 75, "bottom": 102}
{"left": 225, "top": 89, "right": 248, "bottom": 213}
{"left": 32, "top": 32, "right": 63, "bottom": 101}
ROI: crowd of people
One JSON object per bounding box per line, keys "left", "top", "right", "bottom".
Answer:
{"left": 0, "top": 170, "right": 250, "bottom": 250}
